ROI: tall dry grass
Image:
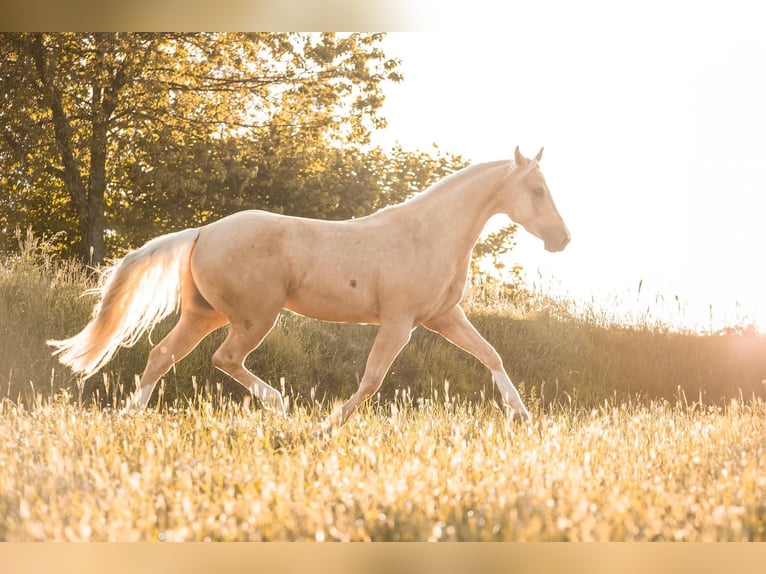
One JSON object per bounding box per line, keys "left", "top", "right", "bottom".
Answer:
{"left": 1, "top": 391, "right": 765, "bottom": 541}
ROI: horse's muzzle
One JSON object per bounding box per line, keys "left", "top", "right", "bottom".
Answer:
{"left": 544, "top": 230, "right": 571, "bottom": 253}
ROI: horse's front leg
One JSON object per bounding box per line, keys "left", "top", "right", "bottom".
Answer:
{"left": 423, "top": 305, "right": 531, "bottom": 423}
{"left": 327, "top": 319, "right": 414, "bottom": 429}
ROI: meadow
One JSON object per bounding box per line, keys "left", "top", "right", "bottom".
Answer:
{"left": 1, "top": 232, "right": 766, "bottom": 541}
{"left": 2, "top": 392, "right": 765, "bottom": 541}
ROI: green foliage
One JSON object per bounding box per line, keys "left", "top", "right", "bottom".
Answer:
{"left": 106, "top": 137, "right": 473, "bottom": 251}
{"left": 0, "top": 32, "right": 512, "bottom": 277}
{"left": 0, "top": 33, "right": 403, "bottom": 262}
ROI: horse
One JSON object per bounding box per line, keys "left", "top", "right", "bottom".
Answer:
{"left": 48, "top": 146, "right": 570, "bottom": 427}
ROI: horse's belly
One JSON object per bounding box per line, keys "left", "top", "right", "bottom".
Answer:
{"left": 283, "top": 284, "right": 380, "bottom": 324}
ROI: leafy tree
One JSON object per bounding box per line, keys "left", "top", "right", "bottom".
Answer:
{"left": 1, "top": 32, "right": 518, "bottom": 282}
{"left": 0, "top": 32, "right": 401, "bottom": 263}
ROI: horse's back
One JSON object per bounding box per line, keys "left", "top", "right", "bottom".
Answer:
{"left": 188, "top": 208, "right": 464, "bottom": 324}
{"left": 189, "top": 210, "right": 382, "bottom": 322}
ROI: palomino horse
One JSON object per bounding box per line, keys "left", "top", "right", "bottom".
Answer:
{"left": 49, "top": 147, "right": 570, "bottom": 427}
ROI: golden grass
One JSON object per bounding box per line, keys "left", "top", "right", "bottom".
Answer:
{"left": 2, "top": 391, "right": 765, "bottom": 541}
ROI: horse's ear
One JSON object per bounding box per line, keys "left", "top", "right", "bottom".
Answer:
{"left": 535, "top": 147, "right": 544, "bottom": 162}
{"left": 514, "top": 146, "right": 525, "bottom": 165}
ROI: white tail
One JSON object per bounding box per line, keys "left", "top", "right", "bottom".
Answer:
{"left": 48, "top": 228, "right": 200, "bottom": 378}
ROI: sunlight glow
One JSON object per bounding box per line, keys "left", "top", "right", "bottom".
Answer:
{"left": 374, "top": 6, "right": 766, "bottom": 333}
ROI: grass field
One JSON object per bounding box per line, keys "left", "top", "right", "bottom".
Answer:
{"left": 1, "top": 392, "right": 765, "bottom": 541}
{"left": 1, "top": 232, "right": 766, "bottom": 541}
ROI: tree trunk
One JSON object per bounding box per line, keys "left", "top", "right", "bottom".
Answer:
{"left": 31, "top": 34, "right": 108, "bottom": 265}
{"left": 86, "top": 88, "right": 111, "bottom": 266}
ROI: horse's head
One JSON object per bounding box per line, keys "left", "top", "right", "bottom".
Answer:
{"left": 502, "top": 146, "right": 570, "bottom": 253}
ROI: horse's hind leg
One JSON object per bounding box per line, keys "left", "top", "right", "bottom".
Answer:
{"left": 128, "top": 306, "right": 227, "bottom": 409}
{"left": 211, "top": 312, "right": 286, "bottom": 415}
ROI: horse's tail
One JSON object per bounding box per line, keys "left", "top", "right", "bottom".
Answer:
{"left": 48, "top": 228, "right": 200, "bottom": 378}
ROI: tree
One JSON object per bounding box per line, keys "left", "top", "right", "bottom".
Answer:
{"left": 1, "top": 33, "right": 518, "bottom": 281}
{"left": 0, "top": 33, "right": 401, "bottom": 263}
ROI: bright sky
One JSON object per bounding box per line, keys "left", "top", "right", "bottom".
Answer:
{"left": 372, "top": 2, "right": 766, "bottom": 332}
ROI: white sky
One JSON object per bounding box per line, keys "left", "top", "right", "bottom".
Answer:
{"left": 372, "top": 2, "right": 766, "bottom": 332}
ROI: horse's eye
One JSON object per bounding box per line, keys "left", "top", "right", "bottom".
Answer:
{"left": 533, "top": 187, "right": 545, "bottom": 197}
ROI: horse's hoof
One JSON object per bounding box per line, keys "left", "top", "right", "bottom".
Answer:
{"left": 512, "top": 409, "right": 532, "bottom": 424}
{"left": 118, "top": 406, "right": 138, "bottom": 418}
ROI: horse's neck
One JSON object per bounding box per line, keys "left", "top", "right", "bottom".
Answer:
{"left": 399, "top": 161, "right": 509, "bottom": 247}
